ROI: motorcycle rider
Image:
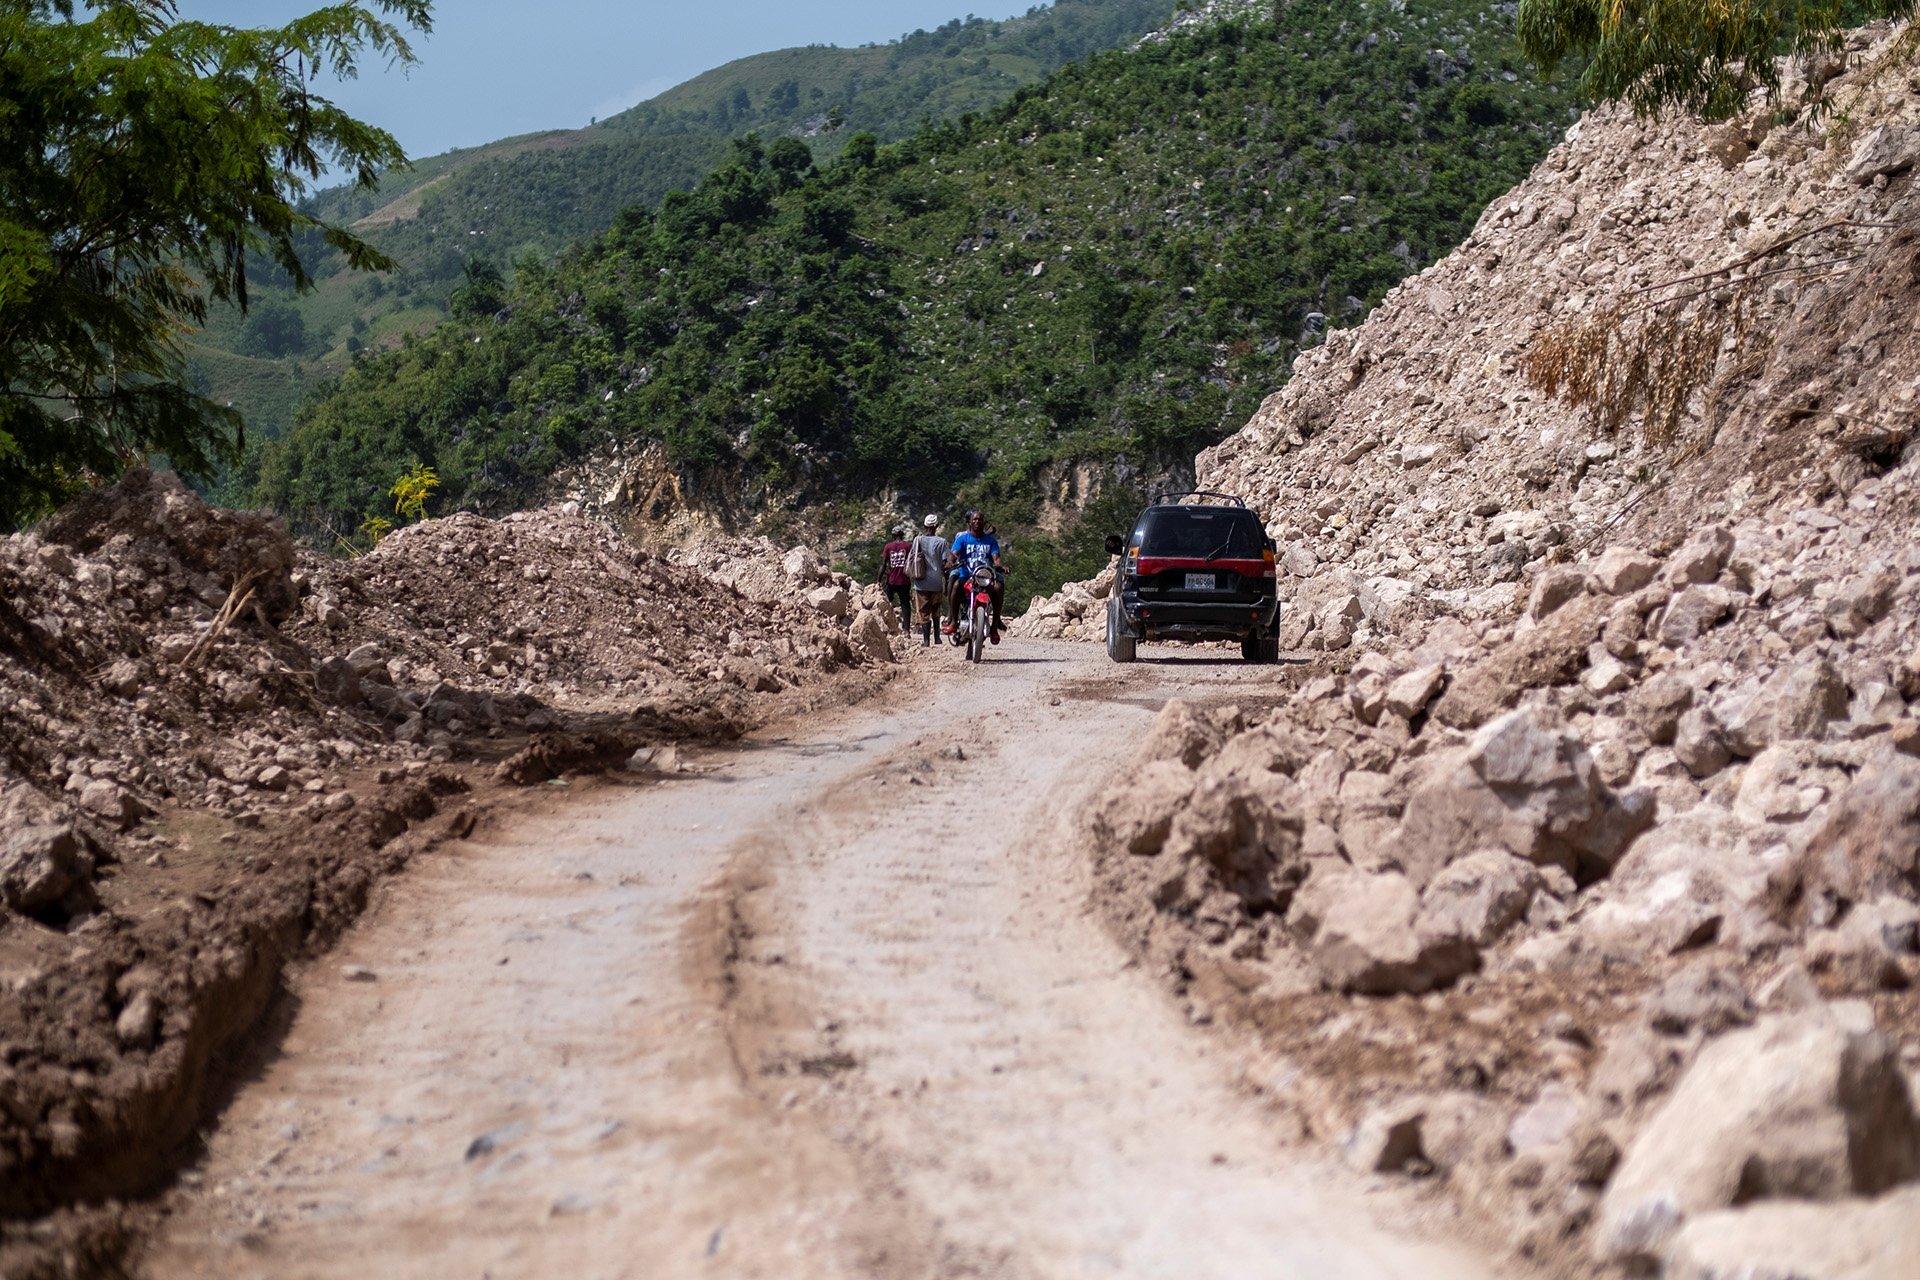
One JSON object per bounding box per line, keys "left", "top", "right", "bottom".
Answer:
{"left": 944, "top": 508, "right": 1004, "bottom": 644}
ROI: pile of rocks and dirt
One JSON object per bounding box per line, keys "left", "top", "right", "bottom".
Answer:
{"left": 1068, "top": 22, "right": 1920, "bottom": 1280}
{"left": 0, "top": 471, "right": 891, "bottom": 1271}
{"left": 292, "top": 506, "right": 892, "bottom": 729}
{"left": 1011, "top": 558, "right": 1117, "bottom": 642}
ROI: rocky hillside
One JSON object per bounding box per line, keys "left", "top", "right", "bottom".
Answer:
{"left": 0, "top": 470, "right": 907, "bottom": 1272}
{"left": 1036, "top": 19, "right": 1920, "bottom": 1279}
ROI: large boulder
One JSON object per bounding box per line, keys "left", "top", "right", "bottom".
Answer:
{"left": 1774, "top": 746, "right": 1920, "bottom": 920}
{"left": 1723, "top": 656, "right": 1849, "bottom": 756}
{"left": 1418, "top": 849, "right": 1543, "bottom": 946}
{"left": 1666, "top": 1186, "right": 1920, "bottom": 1280}
{"left": 1289, "top": 864, "right": 1480, "bottom": 994}
{"left": 1573, "top": 806, "right": 1768, "bottom": 960}
{"left": 312, "top": 655, "right": 364, "bottom": 707}
{"left": 1431, "top": 595, "right": 1610, "bottom": 729}
{"left": 1732, "top": 742, "right": 1846, "bottom": 826}
{"left": 1526, "top": 564, "right": 1588, "bottom": 621}
{"left": 1159, "top": 774, "right": 1306, "bottom": 912}
{"left": 1664, "top": 526, "right": 1735, "bottom": 586}
{"left": 1842, "top": 124, "right": 1920, "bottom": 184}
{"left": 806, "top": 584, "right": 851, "bottom": 618}
{"left": 845, "top": 609, "right": 893, "bottom": 662}
{"left": 1657, "top": 584, "right": 1735, "bottom": 647}
{"left": 1, "top": 822, "right": 98, "bottom": 916}
{"left": 1595, "top": 1010, "right": 1920, "bottom": 1265}
{"left": 782, "top": 545, "right": 825, "bottom": 581}
{"left": 1628, "top": 673, "right": 1695, "bottom": 746}
{"left": 1130, "top": 699, "right": 1226, "bottom": 770}
{"left": 1589, "top": 546, "right": 1659, "bottom": 596}
{"left": 1391, "top": 709, "right": 1654, "bottom": 887}
{"left": 1092, "top": 761, "right": 1201, "bottom": 857}
{"left": 1673, "top": 707, "right": 1733, "bottom": 778}
{"left": 1382, "top": 662, "right": 1448, "bottom": 721}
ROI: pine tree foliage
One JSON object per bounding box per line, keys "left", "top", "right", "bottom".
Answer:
{"left": 0, "top": 0, "right": 431, "bottom": 526}
{"left": 1517, "top": 0, "right": 1916, "bottom": 119}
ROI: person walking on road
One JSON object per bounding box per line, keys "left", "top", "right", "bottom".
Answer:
{"left": 879, "top": 524, "right": 914, "bottom": 634}
{"left": 906, "top": 514, "right": 950, "bottom": 648}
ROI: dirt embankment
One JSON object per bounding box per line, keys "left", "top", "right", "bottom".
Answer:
{"left": 1042, "top": 22, "right": 1920, "bottom": 1280}
{"left": 0, "top": 471, "right": 892, "bottom": 1276}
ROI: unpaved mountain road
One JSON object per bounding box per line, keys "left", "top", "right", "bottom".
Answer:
{"left": 141, "top": 641, "right": 1515, "bottom": 1280}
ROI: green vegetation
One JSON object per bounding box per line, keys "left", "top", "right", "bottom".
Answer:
{"left": 190, "top": 0, "right": 1175, "bottom": 438}
{"left": 0, "top": 0, "right": 430, "bottom": 527}
{"left": 1518, "top": 0, "right": 1916, "bottom": 118}
{"left": 249, "top": 1, "right": 1576, "bottom": 597}
{"left": 388, "top": 463, "right": 440, "bottom": 521}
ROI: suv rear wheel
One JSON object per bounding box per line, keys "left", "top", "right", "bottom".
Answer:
{"left": 1240, "top": 632, "right": 1278, "bottom": 663}
{"left": 1105, "top": 597, "right": 1137, "bottom": 663}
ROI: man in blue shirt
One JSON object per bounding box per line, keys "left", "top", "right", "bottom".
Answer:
{"left": 944, "top": 508, "right": 1004, "bottom": 643}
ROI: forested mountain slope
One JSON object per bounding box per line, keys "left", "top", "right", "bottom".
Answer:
{"left": 188, "top": 0, "right": 1172, "bottom": 438}
{"left": 248, "top": 0, "right": 1575, "bottom": 589}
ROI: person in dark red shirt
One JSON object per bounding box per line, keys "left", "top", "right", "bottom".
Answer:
{"left": 879, "top": 524, "right": 913, "bottom": 633}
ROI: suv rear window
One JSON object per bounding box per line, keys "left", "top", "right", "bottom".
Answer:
{"left": 1131, "top": 507, "right": 1265, "bottom": 559}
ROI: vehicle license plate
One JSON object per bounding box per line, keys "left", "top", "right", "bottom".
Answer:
{"left": 1184, "top": 572, "right": 1216, "bottom": 591}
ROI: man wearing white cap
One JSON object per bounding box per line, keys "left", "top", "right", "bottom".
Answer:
{"left": 905, "top": 514, "right": 950, "bottom": 648}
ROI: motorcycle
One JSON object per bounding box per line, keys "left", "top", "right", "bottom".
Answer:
{"left": 950, "top": 562, "right": 1002, "bottom": 663}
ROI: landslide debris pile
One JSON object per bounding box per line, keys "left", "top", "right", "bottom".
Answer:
{"left": 668, "top": 533, "right": 912, "bottom": 662}
{"left": 291, "top": 507, "right": 884, "bottom": 728}
{"left": 1070, "top": 22, "right": 1920, "bottom": 1280}
{"left": 0, "top": 469, "right": 374, "bottom": 905}
{"left": 0, "top": 471, "right": 885, "bottom": 1266}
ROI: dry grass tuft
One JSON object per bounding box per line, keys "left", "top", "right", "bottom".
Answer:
{"left": 1520, "top": 285, "right": 1762, "bottom": 450}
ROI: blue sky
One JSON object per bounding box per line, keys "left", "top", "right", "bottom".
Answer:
{"left": 175, "top": 2, "right": 1050, "bottom": 164}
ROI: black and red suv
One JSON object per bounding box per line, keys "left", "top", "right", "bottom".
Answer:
{"left": 1102, "top": 492, "right": 1279, "bottom": 663}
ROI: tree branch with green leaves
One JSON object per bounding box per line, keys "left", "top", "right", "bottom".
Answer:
{"left": 0, "top": 0, "right": 432, "bottom": 527}
{"left": 1517, "top": 0, "right": 1916, "bottom": 119}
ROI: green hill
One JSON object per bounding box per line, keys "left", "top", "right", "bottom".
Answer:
{"left": 192, "top": 0, "right": 1175, "bottom": 440}
{"left": 245, "top": 1, "right": 1577, "bottom": 593}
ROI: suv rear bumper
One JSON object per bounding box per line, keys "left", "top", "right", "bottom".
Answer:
{"left": 1115, "top": 593, "right": 1277, "bottom": 640}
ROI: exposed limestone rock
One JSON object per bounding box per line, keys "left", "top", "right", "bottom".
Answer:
{"left": 1590, "top": 547, "right": 1659, "bottom": 596}
{"left": 1723, "top": 656, "right": 1850, "bottom": 756}
{"left": 0, "top": 823, "right": 97, "bottom": 916}
{"left": 1392, "top": 709, "right": 1653, "bottom": 886}
{"left": 1842, "top": 124, "right": 1920, "bottom": 183}
{"left": 1666, "top": 1187, "right": 1920, "bottom": 1280}
{"left": 845, "top": 609, "right": 894, "bottom": 663}
{"left": 1596, "top": 1011, "right": 1920, "bottom": 1265}
{"left": 1289, "top": 863, "right": 1479, "bottom": 995}
{"left": 1418, "top": 850, "right": 1543, "bottom": 946}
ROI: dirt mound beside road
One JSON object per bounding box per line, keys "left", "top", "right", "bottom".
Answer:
{"left": 0, "top": 473, "right": 888, "bottom": 1275}
{"left": 293, "top": 507, "right": 868, "bottom": 726}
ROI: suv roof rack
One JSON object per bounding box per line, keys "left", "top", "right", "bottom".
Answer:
{"left": 1150, "top": 489, "right": 1246, "bottom": 507}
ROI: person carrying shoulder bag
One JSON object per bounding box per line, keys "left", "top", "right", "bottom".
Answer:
{"left": 906, "top": 514, "right": 949, "bottom": 648}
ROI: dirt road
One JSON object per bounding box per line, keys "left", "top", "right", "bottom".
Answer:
{"left": 142, "top": 641, "right": 1513, "bottom": 1279}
